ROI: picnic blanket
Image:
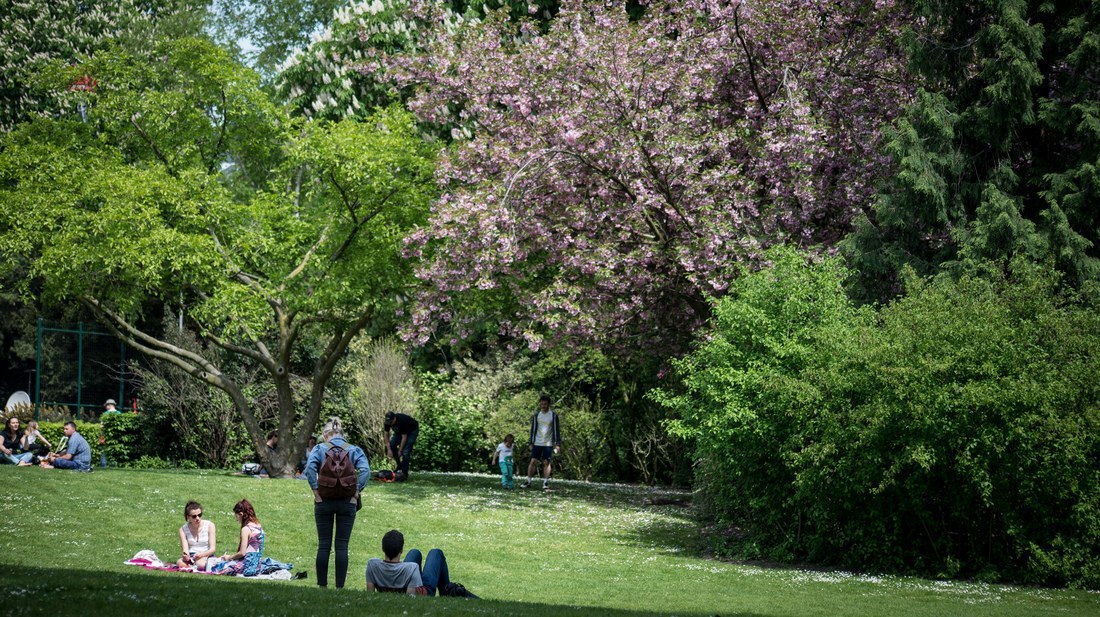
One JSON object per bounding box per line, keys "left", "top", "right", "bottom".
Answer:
{"left": 125, "top": 550, "right": 296, "bottom": 580}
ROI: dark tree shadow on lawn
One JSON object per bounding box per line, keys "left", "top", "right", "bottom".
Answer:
{"left": 0, "top": 564, "right": 767, "bottom": 617}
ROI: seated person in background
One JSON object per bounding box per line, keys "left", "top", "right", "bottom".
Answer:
{"left": 20, "top": 420, "right": 52, "bottom": 459}
{"left": 176, "top": 500, "right": 217, "bottom": 571}
{"left": 365, "top": 529, "right": 477, "bottom": 598}
{"left": 296, "top": 435, "right": 317, "bottom": 477}
{"left": 39, "top": 422, "right": 91, "bottom": 471}
{"left": 1, "top": 417, "right": 34, "bottom": 466}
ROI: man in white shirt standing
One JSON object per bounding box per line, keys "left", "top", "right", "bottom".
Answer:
{"left": 521, "top": 394, "right": 561, "bottom": 490}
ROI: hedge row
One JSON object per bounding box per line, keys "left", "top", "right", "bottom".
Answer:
{"left": 657, "top": 250, "right": 1100, "bottom": 589}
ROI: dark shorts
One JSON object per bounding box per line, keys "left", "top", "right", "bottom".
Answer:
{"left": 530, "top": 445, "right": 554, "bottom": 461}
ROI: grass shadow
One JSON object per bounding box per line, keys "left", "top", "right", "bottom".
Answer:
{"left": 0, "top": 564, "right": 767, "bottom": 617}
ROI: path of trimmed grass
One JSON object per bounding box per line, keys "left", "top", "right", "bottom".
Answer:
{"left": 0, "top": 467, "right": 1095, "bottom": 616}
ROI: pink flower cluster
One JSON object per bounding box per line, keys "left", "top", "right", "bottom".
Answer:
{"left": 395, "top": 0, "right": 910, "bottom": 355}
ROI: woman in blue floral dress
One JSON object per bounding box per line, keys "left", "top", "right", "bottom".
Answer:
{"left": 212, "top": 499, "right": 265, "bottom": 576}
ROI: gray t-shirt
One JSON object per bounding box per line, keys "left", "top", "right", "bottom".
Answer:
{"left": 366, "top": 558, "right": 422, "bottom": 593}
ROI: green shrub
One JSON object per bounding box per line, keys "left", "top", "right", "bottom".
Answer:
{"left": 101, "top": 412, "right": 148, "bottom": 464}
{"left": 656, "top": 249, "right": 1100, "bottom": 589}
{"left": 414, "top": 372, "right": 492, "bottom": 472}
{"left": 125, "top": 455, "right": 173, "bottom": 470}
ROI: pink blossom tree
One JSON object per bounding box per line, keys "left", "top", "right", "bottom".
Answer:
{"left": 396, "top": 0, "right": 909, "bottom": 355}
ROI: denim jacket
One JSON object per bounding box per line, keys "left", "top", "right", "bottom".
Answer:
{"left": 303, "top": 436, "right": 371, "bottom": 492}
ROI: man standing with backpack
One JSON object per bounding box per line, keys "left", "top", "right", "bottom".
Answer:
{"left": 304, "top": 417, "right": 371, "bottom": 589}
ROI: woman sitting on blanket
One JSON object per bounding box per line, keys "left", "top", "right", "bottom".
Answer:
{"left": 177, "top": 500, "right": 217, "bottom": 571}
{"left": 211, "top": 499, "right": 265, "bottom": 576}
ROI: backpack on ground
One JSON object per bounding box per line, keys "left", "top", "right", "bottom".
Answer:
{"left": 317, "top": 444, "right": 357, "bottom": 499}
{"left": 374, "top": 470, "right": 396, "bottom": 482}
{"left": 441, "top": 581, "right": 478, "bottom": 598}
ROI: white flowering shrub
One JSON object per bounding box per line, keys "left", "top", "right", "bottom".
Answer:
{"left": 0, "top": 0, "right": 202, "bottom": 131}
{"left": 275, "top": 0, "right": 475, "bottom": 120}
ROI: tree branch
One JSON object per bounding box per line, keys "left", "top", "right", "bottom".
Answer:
{"left": 129, "top": 113, "right": 176, "bottom": 175}
{"left": 204, "top": 89, "right": 230, "bottom": 175}
{"left": 285, "top": 223, "right": 331, "bottom": 281}
{"left": 733, "top": 5, "right": 769, "bottom": 113}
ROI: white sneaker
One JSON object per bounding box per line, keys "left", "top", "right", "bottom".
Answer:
{"left": 520, "top": 480, "right": 531, "bottom": 488}
{"left": 542, "top": 481, "right": 549, "bottom": 490}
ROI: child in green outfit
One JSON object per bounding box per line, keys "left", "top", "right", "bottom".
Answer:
{"left": 491, "top": 434, "right": 515, "bottom": 489}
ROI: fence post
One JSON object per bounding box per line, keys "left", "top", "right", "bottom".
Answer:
{"left": 118, "top": 339, "right": 126, "bottom": 409}
{"left": 35, "top": 318, "right": 42, "bottom": 421}
{"left": 77, "top": 321, "right": 84, "bottom": 419}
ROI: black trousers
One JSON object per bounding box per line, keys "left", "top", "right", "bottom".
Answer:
{"left": 314, "top": 499, "right": 357, "bottom": 588}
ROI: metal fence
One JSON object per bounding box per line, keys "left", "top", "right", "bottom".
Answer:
{"left": 35, "top": 319, "right": 130, "bottom": 420}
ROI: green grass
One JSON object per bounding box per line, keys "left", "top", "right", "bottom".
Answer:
{"left": 0, "top": 467, "right": 1096, "bottom": 616}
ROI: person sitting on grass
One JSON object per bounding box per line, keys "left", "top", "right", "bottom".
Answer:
{"left": 211, "top": 499, "right": 265, "bottom": 576}
{"left": 176, "top": 500, "right": 217, "bottom": 571}
{"left": 365, "top": 529, "right": 477, "bottom": 598}
{"left": 20, "top": 420, "right": 52, "bottom": 460}
{"left": 1, "top": 417, "right": 34, "bottom": 466}
{"left": 39, "top": 422, "right": 91, "bottom": 471}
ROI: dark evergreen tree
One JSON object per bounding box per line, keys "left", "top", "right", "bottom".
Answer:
{"left": 844, "top": 0, "right": 1100, "bottom": 303}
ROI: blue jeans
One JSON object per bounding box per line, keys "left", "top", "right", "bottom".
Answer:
{"left": 404, "top": 548, "right": 449, "bottom": 596}
{"left": 389, "top": 430, "right": 418, "bottom": 476}
{"left": 314, "top": 499, "right": 357, "bottom": 588}
{"left": 53, "top": 458, "right": 90, "bottom": 470}
{"left": 2, "top": 452, "right": 33, "bottom": 465}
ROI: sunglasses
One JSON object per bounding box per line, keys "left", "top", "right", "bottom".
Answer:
{"left": 187, "top": 513, "right": 202, "bottom": 519}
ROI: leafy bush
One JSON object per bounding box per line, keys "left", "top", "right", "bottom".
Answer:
{"left": 125, "top": 455, "right": 173, "bottom": 470}
{"left": 345, "top": 336, "right": 418, "bottom": 463}
{"left": 131, "top": 315, "right": 267, "bottom": 470}
{"left": 413, "top": 372, "right": 493, "bottom": 472}
{"left": 101, "top": 412, "right": 148, "bottom": 465}
{"left": 656, "top": 249, "right": 1100, "bottom": 588}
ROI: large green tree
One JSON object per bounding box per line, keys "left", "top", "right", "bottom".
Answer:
{"left": 844, "top": 0, "right": 1100, "bottom": 303}
{"left": 0, "top": 38, "right": 438, "bottom": 475}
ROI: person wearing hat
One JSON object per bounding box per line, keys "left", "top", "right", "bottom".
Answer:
{"left": 383, "top": 412, "right": 419, "bottom": 481}
{"left": 100, "top": 398, "right": 121, "bottom": 467}
{"left": 103, "top": 399, "right": 121, "bottom": 416}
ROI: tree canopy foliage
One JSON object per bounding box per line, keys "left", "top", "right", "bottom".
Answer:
{"left": 275, "top": 0, "right": 476, "bottom": 120}
{"left": 393, "top": 0, "right": 909, "bottom": 356}
{"left": 0, "top": 0, "right": 207, "bottom": 132}
{"left": 844, "top": 0, "right": 1100, "bottom": 303}
{"left": 0, "top": 37, "right": 438, "bottom": 475}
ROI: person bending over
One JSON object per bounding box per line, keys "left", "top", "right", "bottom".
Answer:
{"left": 383, "top": 412, "right": 419, "bottom": 480}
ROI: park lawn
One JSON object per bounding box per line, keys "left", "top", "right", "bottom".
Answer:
{"left": 0, "top": 467, "right": 1096, "bottom": 617}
